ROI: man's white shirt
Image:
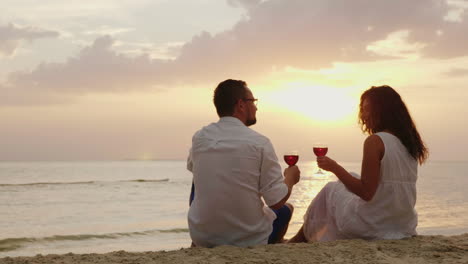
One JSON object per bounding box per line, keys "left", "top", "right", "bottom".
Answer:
{"left": 187, "top": 117, "right": 288, "bottom": 247}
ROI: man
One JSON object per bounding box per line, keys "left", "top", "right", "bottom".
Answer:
{"left": 187, "top": 79, "right": 300, "bottom": 247}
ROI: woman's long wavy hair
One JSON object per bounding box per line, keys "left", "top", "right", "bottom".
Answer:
{"left": 359, "top": 85, "right": 428, "bottom": 164}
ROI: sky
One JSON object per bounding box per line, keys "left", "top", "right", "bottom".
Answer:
{"left": 1, "top": 0, "right": 468, "bottom": 162}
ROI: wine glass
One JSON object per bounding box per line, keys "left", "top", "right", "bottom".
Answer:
{"left": 313, "top": 143, "right": 328, "bottom": 174}
{"left": 283, "top": 151, "right": 299, "bottom": 167}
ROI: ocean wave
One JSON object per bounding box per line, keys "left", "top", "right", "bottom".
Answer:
{"left": 0, "top": 228, "right": 188, "bottom": 252}
{"left": 124, "top": 179, "right": 170, "bottom": 183}
{"left": 0, "top": 179, "right": 170, "bottom": 187}
{"left": 0, "top": 181, "right": 96, "bottom": 187}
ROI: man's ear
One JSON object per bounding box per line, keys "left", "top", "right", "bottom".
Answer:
{"left": 232, "top": 99, "right": 242, "bottom": 116}
{"left": 236, "top": 99, "right": 245, "bottom": 110}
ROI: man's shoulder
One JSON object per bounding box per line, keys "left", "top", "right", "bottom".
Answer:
{"left": 192, "top": 122, "right": 217, "bottom": 138}
{"left": 237, "top": 127, "right": 272, "bottom": 149}
{"left": 245, "top": 127, "right": 269, "bottom": 142}
{"left": 191, "top": 120, "right": 272, "bottom": 146}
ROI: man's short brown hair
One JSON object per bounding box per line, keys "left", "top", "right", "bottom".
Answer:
{"left": 213, "top": 79, "right": 248, "bottom": 117}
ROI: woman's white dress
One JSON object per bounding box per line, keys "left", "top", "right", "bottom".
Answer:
{"left": 303, "top": 132, "right": 418, "bottom": 241}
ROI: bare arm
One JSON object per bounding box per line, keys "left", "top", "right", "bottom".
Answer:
{"left": 187, "top": 148, "right": 193, "bottom": 172}
{"left": 317, "top": 135, "right": 383, "bottom": 201}
{"left": 269, "top": 165, "right": 300, "bottom": 210}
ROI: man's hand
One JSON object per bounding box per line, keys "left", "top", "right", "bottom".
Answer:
{"left": 284, "top": 165, "right": 300, "bottom": 188}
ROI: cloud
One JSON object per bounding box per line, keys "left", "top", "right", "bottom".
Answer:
{"left": 0, "top": 23, "right": 59, "bottom": 57}
{"left": 443, "top": 67, "right": 468, "bottom": 77}
{"left": 2, "top": 0, "right": 468, "bottom": 106}
{"left": 227, "top": 0, "right": 263, "bottom": 10}
{"left": 174, "top": 0, "right": 467, "bottom": 78}
{"left": 114, "top": 40, "right": 185, "bottom": 60}
{"left": 83, "top": 26, "right": 135, "bottom": 36}
{"left": 1, "top": 36, "right": 175, "bottom": 105}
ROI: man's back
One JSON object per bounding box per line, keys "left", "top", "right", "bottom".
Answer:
{"left": 187, "top": 117, "right": 287, "bottom": 247}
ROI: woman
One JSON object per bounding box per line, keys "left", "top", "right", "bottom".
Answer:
{"left": 289, "top": 85, "right": 428, "bottom": 242}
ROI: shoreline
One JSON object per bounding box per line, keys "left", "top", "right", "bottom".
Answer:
{"left": 1, "top": 234, "right": 466, "bottom": 264}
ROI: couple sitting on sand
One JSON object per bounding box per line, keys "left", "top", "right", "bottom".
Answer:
{"left": 186, "top": 79, "right": 428, "bottom": 247}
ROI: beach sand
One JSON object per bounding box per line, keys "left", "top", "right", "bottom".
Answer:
{"left": 1, "top": 234, "right": 466, "bottom": 264}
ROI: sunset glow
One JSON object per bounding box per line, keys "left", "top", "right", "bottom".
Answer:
{"left": 1, "top": 0, "right": 468, "bottom": 162}
{"left": 265, "top": 82, "right": 357, "bottom": 123}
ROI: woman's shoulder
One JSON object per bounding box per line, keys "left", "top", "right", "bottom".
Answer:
{"left": 374, "top": 131, "right": 404, "bottom": 146}
{"left": 374, "top": 131, "right": 393, "bottom": 137}
{"left": 364, "top": 134, "right": 385, "bottom": 160}
{"left": 373, "top": 132, "right": 411, "bottom": 161}
{"left": 365, "top": 134, "right": 384, "bottom": 146}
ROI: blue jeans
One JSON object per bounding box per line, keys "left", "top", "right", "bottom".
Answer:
{"left": 268, "top": 204, "right": 292, "bottom": 244}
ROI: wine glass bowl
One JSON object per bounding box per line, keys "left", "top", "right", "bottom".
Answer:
{"left": 313, "top": 146, "right": 328, "bottom": 157}
{"left": 313, "top": 143, "right": 328, "bottom": 174}
{"left": 283, "top": 151, "right": 299, "bottom": 167}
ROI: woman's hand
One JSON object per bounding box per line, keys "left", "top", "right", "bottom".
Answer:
{"left": 317, "top": 156, "right": 339, "bottom": 173}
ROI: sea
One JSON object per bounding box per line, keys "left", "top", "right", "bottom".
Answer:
{"left": 1, "top": 160, "right": 467, "bottom": 257}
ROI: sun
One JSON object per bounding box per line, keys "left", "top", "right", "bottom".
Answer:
{"left": 264, "top": 83, "right": 358, "bottom": 123}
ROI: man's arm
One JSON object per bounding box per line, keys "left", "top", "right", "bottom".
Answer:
{"left": 259, "top": 140, "right": 301, "bottom": 209}
{"left": 269, "top": 166, "right": 300, "bottom": 210}
{"left": 187, "top": 147, "right": 195, "bottom": 205}
{"left": 187, "top": 147, "right": 193, "bottom": 172}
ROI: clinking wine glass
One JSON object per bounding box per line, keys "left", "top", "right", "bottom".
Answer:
{"left": 283, "top": 151, "right": 299, "bottom": 167}
{"left": 313, "top": 144, "right": 328, "bottom": 174}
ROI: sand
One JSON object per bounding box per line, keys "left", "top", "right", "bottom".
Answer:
{"left": 1, "top": 234, "right": 467, "bottom": 264}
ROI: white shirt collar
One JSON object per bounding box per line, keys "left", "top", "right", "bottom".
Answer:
{"left": 218, "top": 116, "right": 245, "bottom": 126}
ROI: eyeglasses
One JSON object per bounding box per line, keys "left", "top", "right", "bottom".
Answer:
{"left": 243, "top": 98, "right": 258, "bottom": 106}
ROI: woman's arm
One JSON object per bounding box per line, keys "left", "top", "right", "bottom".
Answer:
{"left": 317, "top": 135, "right": 383, "bottom": 201}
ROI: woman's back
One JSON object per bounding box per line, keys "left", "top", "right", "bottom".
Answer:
{"left": 352, "top": 132, "right": 418, "bottom": 239}
{"left": 377, "top": 132, "right": 418, "bottom": 183}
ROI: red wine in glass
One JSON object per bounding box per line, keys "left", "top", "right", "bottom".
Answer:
{"left": 313, "top": 147, "right": 328, "bottom": 157}
{"left": 284, "top": 155, "right": 299, "bottom": 166}
{"left": 313, "top": 144, "right": 328, "bottom": 174}
{"left": 283, "top": 151, "right": 299, "bottom": 167}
